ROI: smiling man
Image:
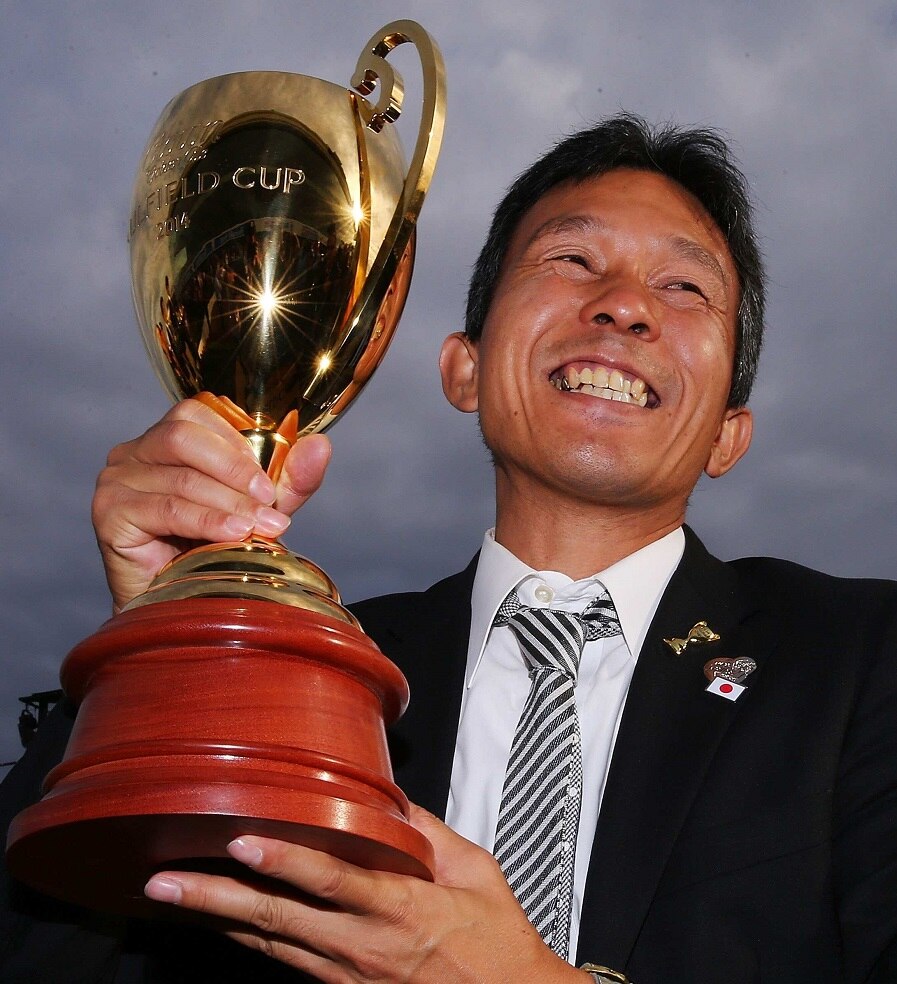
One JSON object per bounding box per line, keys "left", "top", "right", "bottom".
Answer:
{"left": 440, "top": 167, "right": 753, "bottom": 574}
{"left": 2, "top": 115, "right": 896, "bottom": 983}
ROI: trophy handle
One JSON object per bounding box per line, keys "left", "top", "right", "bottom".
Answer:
{"left": 306, "top": 20, "right": 445, "bottom": 433}
{"left": 350, "top": 19, "right": 446, "bottom": 222}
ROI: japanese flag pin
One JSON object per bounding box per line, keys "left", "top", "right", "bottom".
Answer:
{"left": 704, "top": 656, "right": 756, "bottom": 702}
{"left": 705, "top": 676, "right": 746, "bottom": 701}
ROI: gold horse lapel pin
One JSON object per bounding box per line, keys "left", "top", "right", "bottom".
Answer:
{"left": 663, "top": 620, "right": 720, "bottom": 655}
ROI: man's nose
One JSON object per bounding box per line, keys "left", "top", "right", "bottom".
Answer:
{"left": 579, "top": 282, "right": 658, "bottom": 338}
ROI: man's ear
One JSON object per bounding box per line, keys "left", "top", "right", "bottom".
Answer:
{"left": 704, "top": 406, "right": 753, "bottom": 479}
{"left": 439, "top": 332, "right": 479, "bottom": 413}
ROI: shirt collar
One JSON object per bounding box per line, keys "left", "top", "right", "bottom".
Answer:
{"left": 465, "top": 526, "right": 686, "bottom": 688}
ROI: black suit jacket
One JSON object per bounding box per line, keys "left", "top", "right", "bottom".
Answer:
{"left": 2, "top": 529, "right": 896, "bottom": 982}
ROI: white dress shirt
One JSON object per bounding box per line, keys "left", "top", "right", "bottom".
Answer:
{"left": 445, "top": 527, "right": 685, "bottom": 959}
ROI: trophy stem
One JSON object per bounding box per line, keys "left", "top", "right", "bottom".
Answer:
{"left": 240, "top": 427, "right": 291, "bottom": 480}
{"left": 125, "top": 398, "right": 348, "bottom": 619}
{"left": 193, "top": 392, "right": 298, "bottom": 483}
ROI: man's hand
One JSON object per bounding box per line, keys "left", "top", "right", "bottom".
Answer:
{"left": 92, "top": 398, "right": 331, "bottom": 611}
{"left": 144, "top": 805, "right": 586, "bottom": 984}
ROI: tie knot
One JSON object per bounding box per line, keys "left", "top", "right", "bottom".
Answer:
{"left": 503, "top": 606, "right": 585, "bottom": 678}
{"left": 494, "top": 586, "right": 623, "bottom": 679}
{"left": 581, "top": 591, "right": 623, "bottom": 640}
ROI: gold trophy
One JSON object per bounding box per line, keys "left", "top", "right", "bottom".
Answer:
{"left": 8, "top": 20, "right": 446, "bottom": 914}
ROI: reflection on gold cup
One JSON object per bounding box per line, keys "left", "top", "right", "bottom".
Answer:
{"left": 7, "top": 21, "right": 446, "bottom": 915}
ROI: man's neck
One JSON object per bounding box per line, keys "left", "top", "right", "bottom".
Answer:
{"left": 493, "top": 481, "right": 686, "bottom": 580}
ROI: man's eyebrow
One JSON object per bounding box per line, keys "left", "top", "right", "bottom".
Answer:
{"left": 524, "top": 214, "right": 608, "bottom": 248}
{"left": 666, "top": 235, "right": 730, "bottom": 287}
{"left": 523, "top": 216, "right": 731, "bottom": 288}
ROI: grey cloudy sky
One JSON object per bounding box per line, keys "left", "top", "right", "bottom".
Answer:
{"left": 1, "top": 0, "right": 895, "bottom": 765}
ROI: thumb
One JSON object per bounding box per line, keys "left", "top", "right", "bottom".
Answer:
{"left": 408, "top": 804, "right": 503, "bottom": 889}
{"left": 408, "top": 803, "right": 452, "bottom": 842}
{"left": 275, "top": 434, "right": 332, "bottom": 515}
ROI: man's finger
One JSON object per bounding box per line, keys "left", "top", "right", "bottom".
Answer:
{"left": 144, "top": 870, "right": 321, "bottom": 939}
{"left": 167, "top": 396, "right": 263, "bottom": 451}
{"left": 124, "top": 418, "right": 273, "bottom": 503}
{"left": 102, "top": 464, "right": 289, "bottom": 536}
{"left": 143, "top": 860, "right": 374, "bottom": 972}
{"left": 275, "top": 434, "right": 332, "bottom": 515}
{"left": 226, "top": 836, "right": 404, "bottom": 917}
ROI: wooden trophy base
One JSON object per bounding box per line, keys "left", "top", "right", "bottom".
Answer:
{"left": 6, "top": 598, "right": 434, "bottom": 915}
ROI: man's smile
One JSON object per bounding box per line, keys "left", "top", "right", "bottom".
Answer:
{"left": 548, "top": 362, "right": 658, "bottom": 408}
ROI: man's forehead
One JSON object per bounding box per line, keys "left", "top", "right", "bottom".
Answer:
{"left": 513, "top": 169, "right": 733, "bottom": 264}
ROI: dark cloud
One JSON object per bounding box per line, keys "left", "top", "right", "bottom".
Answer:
{"left": 1, "top": 0, "right": 895, "bottom": 765}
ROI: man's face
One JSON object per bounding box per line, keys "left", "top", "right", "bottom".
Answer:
{"left": 441, "top": 168, "right": 752, "bottom": 516}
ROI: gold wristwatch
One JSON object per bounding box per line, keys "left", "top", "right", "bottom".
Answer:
{"left": 579, "top": 963, "right": 632, "bottom": 984}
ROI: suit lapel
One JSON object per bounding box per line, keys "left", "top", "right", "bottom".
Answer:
{"left": 576, "top": 529, "right": 779, "bottom": 967}
{"left": 355, "top": 558, "right": 476, "bottom": 819}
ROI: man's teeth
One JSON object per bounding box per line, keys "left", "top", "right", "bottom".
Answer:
{"left": 552, "top": 366, "right": 649, "bottom": 407}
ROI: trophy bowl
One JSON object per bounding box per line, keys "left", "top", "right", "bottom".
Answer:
{"left": 7, "top": 20, "right": 446, "bottom": 915}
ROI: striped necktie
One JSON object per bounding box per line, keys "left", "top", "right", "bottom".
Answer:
{"left": 492, "top": 586, "right": 622, "bottom": 959}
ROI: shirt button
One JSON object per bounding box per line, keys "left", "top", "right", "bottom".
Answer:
{"left": 534, "top": 584, "right": 554, "bottom": 603}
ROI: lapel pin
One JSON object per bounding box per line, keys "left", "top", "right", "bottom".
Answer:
{"left": 664, "top": 620, "right": 720, "bottom": 655}
{"left": 704, "top": 656, "right": 757, "bottom": 702}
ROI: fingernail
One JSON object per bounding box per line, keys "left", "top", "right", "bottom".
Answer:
{"left": 224, "top": 515, "right": 254, "bottom": 538}
{"left": 249, "top": 473, "right": 276, "bottom": 504}
{"left": 145, "top": 875, "right": 183, "bottom": 904}
{"left": 253, "top": 507, "right": 290, "bottom": 536}
{"left": 228, "top": 838, "right": 263, "bottom": 867}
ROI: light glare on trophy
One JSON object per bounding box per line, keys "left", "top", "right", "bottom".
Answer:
{"left": 7, "top": 20, "right": 445, "bottom": 915}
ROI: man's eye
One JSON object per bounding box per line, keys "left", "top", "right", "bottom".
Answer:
{"left": 556, "top": 254, "right": 590, "bottom": 267}
{"left": 668, "top": 281, "right": 705, "bottom": 297}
